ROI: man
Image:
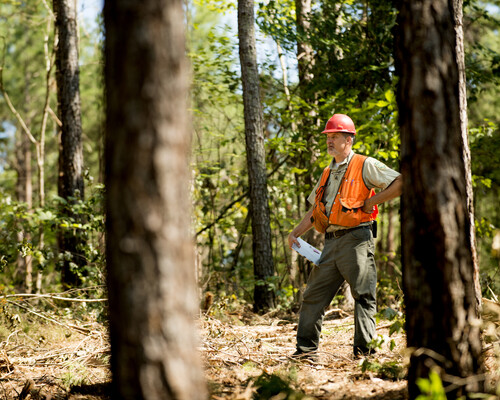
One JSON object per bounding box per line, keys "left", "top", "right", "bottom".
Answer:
{"left": 288, "top": 113, "right": 402, "bottom": 359}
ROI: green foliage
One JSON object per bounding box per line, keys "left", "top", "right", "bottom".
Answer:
{"left": 61, "top": 363, "right": 90, "bottom": 389}
{"left": 415, "top": 370, "right": 447, "bottom": 400}
{"left": 465, "top": 3, "right": 500, "bottom": 298}
{"left": 251, "top": 371, "right": 310, "bottom": 399}
{"left": 0, "top": 1, "right": 105, "bottom": 291}
{"left": 0, "top": 182, "right": 105, "bottom": 290}
{"left": 464, "top": 2, "right": 500, "bottom": 106}
{"left": 188, "top": 0, "right": 256, "bottom": 301}
{"left": 193, "top": 0, "right": 235, "bottom": 13}
{"left": 376, "top": 306, "right": 405, "bottom": 336}
{"left": 311, "top": 1, "right": 397, "bottom": 100}
{"left": 79, "top": 19, "right": 105, "bottom": 183}
{"left": 469, "top": 118, "right": 500, "bottom": 297}
{"left": 361, "top": 302, "right": 407, "bottom": 380}
{"left": 256, "top": 0, "right": 296, "bottom": 52}
{"left": 360, "top": 358, "right": 406, "bottom": 380}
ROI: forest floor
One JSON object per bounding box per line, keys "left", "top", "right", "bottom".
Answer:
{"left": 203, "top": 303, "right": 500, "bottom": 399}
{"left": 0, "top": 304, "right": 499, "bottom": 399}
{"left": 202, "top": 307, "right": 409, "bottom": 399}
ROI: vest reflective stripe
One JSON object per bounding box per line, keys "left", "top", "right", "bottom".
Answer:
{"left": 311, "top": 154, "right": 377, "bottom": 233}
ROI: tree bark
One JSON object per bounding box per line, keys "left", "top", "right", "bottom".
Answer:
{"left": 295, "top": 0, "right": 321, "bottom": 285}
{"left": 238, "top": 0, "right": 276, "bottom": 313}
{"left": 104, "top": 0, "right": 207, "bottom": 399}
{"left": 452, "top": 0, "right": 482, "bottom": 313}
{"left": 295, "top": 0, "right": 315, "bottom": 87}
{"left": 53, "top": 0, "right": 85, "bottom": 288}
{"left": 386, "top": 201, "right": 398, "bottom": 276}
{"left": 15, "top": 76, "right": 34, "bottom": 292}
{"left": 394, "top": 0, "right": 484, "bottom": 398}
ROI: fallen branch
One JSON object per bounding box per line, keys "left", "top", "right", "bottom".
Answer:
{"left": 1, "top": 293, "right": 107, "bottom": 303}
{"left": 325, "top": 308, "right": 350, "bottom": 319}
{"left": 7, "top": 301, "right": 92, "bottom": 335}
{"left": 376, "top": 322, "right": 396, "bottom": 330}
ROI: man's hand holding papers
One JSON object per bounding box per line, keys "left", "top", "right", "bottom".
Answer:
{"left": 291, "top": 238, "right": 322, "bottom": 265}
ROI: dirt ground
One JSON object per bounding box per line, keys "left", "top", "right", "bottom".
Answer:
{"left": 201, "top": 308, "right": 500, "bottom": 399}
{"left": 0, "top": 308, "right": 498, "bottom": 399}
{"left": 0, "top": 315, "right": 111, "bottom": 400}
{"left": 202, "top": 309, "right": 408, "bottom": 399}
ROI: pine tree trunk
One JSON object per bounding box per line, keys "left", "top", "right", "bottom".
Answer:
{"left": 53, "top": 0, "right": 85, "bottom": 288}
{"left": 386, "top": 201, "right": 397, "bottom": 275}
{"left": 394, "top": 0, "right": 484, "bottom": 398}
{"left": 295, "top": 0, "right": 322, "bottom": 281}
{"left": 104, "top": 0, "right": 207, "bottom": 398}
{"left": 295, "top": 0, "right": 318, "bottom": 195}
{"left": 238, "top": 0, "right": 276, "bottom": 313}
{"left": 295, "top": 0, "right": 315, "bottom": 86}
{"left": 15, "top": 117, "right": 33, "bottom": 292}
{"left": 452, "top": 0, "right": 482, "bottom": 313}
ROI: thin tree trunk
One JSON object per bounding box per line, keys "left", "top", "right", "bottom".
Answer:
{"left": 53, "top": 0, "right": 85, "bottom": 288}
{"left": 295, "top": 0, "right": 322, "bottom": 282}
{"left": 38, "top": 6, "right": 58, "bottom": 293}
{"left": 295, "top": 0, "right": 315, "bottom": 89}
{"left": 238, "top": 0, "right": 276, "bottom": 313}
{"left": 104, "top": 0, "right": 207, "bottom": 398}
{"left": 15, "top": 74, "right": 34, "bottom": 292}
{"left": 386, "top": 201, "right": 397, "bottom": 275}
{"left": 394, "top": 0, "right": 484, "bottom": 397}
{"left": 295, "top": 0, "right": 319, "bottom": 189}
{"left": 14, "top": 133, "right": 34, "bottom": 292}
{"left": 453, "top": 0, "right": 482, "bottom": 313}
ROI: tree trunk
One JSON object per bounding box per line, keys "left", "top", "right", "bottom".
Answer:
{"left": 452, "top": 0, "right": 482, "bottom": 313}
{"left": 53, "top": 0, "right": 85, "bottom": 288}
{"left": 104, "top": 0, "right": 207, "bottom": 398}
{"left": 386, "top": 201, "right": 397, "bottom": 276}
{"left": 394, "top": 0, "right": 484, "bottom": 398}
{"left": 15, "top": 78, "right": 34, "bottom": 292}
{"left": 295, "top": 0, "right": 318, "bottom": 193}
{"left": 295, "top": 0, "right": 315, "bottom": 87}
{"left": 238, "top": 0, "right": 276, "bottom": 313}
{"left": 295, "top": 0, "right": 322, "bottom": 284}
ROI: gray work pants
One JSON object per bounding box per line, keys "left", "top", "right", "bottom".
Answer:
{"left": 296, "top": 226, "right": 377, "bottom": 352}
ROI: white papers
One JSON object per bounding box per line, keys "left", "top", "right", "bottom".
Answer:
{"left": 292, "top": 238, "right": 322, "bottom": 265}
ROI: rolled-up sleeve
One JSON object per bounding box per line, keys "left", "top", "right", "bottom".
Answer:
{"left": 362, "top": 157, "right": 401, "bottom": 190}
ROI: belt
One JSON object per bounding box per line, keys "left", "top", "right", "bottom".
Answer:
{"left": 325, "top": 224, "right": 371, "bottom": 240}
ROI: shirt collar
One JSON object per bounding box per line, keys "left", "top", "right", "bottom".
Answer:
{"left": 330, "top": 151, "right": 354, "bottom": 170}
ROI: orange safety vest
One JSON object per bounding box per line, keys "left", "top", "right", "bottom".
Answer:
{"left": 310, "top": 154, "right": 378, "bottom": 233}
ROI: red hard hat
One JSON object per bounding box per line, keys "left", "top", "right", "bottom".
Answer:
{"left": 321, "top": 114, "right": 356, "bottom": 135}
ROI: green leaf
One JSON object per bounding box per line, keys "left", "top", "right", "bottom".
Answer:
{"left": 38, "top": 211, "right": 55, "bottom": 221}
{"left": 376, "top": 100, "right": 389, "bottom": 108}
{"left": 290, "top": 167, "right": 308, "bottom": 175}
{"left": 384, "top": 90, "right": 395, "bottom": 103}
{"left": 389, "top": 320, "right": 403, "bottom": 336}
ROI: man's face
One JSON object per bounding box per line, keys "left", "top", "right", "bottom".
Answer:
{"left": 326, "top": 132, "right": 349, "bottom": 157}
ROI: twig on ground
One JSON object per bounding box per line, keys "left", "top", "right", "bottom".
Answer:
{"left": 0, "top": 330, "right": 20, "bottom": 350}
{"left": 0, "top": 370, "right": 15, "bottom": 381}
{"left": 376, "top": 322, "right": 394, "bottom": 330}
{"left": 7, "top": 301, "right": 91, "bottom": 335}
{"left": 2, "top": 294, "right": 107, "bottom": 303}
{"left": 325, "top": 308, "right": 350, "bottom": 319}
